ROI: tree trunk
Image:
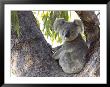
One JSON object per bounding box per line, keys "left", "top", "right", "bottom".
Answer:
{"left": 11, "top": 11, "right": 100, "bottom": 77}
{"left": 11, "top": 11, "right": 74, "bottom": 77}
{"left": 75, "top": 11, "right": 100, "bottom": 76}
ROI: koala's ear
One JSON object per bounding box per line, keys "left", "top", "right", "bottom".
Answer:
{"left": 53, "top": 18, "right": 65, "bottom": 32}
{"left": 74, "top": 19, "right": 84, "bottom": 33}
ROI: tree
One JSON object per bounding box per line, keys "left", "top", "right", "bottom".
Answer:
{"left": 11, "top": 11, "right": 73, "bottom": 77}
{"left": 11, "top": 11, "right": 100, "bottom": 77}
{"left": 75, "top": 11, "right": 100, "bottom": 76}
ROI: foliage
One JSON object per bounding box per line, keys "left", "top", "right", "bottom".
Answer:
{"left": 11, "top": 11, "right": 20, "bottom": 37}
{"left": 40, "top": 11, "right": 69, "bottom": 44}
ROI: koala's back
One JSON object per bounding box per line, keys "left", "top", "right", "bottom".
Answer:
{"left": 59, "top": 34, "right": 88, "bottom": 74}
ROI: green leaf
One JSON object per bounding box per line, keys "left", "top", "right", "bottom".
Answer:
{"left": 11, "top": 11, "right": 20, "bottom": 37}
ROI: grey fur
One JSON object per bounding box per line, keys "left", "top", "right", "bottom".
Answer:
{"left": 53, "top": 18, "right": 88, "bottom": 74}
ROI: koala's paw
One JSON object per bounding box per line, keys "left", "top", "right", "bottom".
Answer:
{"left": 59, "top": 57, "right": 86, "bottom": 74}
{"left": 52, "top": 53, "right": 60, "bottom": 60}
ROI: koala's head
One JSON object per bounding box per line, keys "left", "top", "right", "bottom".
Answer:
{"left": 53, "top": 18, "right": 84, "bottom": 42}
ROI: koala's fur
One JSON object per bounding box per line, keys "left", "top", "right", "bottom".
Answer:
{"left": 53, "top": 18, "right": 88, "bottom": 74}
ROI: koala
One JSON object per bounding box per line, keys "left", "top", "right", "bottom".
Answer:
{"left": 52, "top": 18, "right": 88, "bottom": 74}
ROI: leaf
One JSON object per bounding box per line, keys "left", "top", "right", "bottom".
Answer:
{"left": 11, "top": 11, "right": 20, "bottom": 37}
{"left": 40, "top": 11, "right": 69, "bottom": 45}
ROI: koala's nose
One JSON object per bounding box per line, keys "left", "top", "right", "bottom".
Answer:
{"left": 65, "top": 30, "right": 70, "bottom": 38}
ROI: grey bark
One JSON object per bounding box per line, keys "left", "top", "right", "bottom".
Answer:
{"left": 11, "top": 11, "right": 74, "bottom": 77}
{"left": 11, "top": 11, "right": 100, "bottom": 77}
{"left": 75, "top": 11, "right": 100, "bottom": 76}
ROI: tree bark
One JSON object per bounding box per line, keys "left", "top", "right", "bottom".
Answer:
{"left": 11, "top": 11, "right": 100, "bottom": 77}
{"left": 75, "top": 11, "right": 100, "bottom": 76}
{"left": 11, "top": 11, "right": 74, "bottom": 77}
